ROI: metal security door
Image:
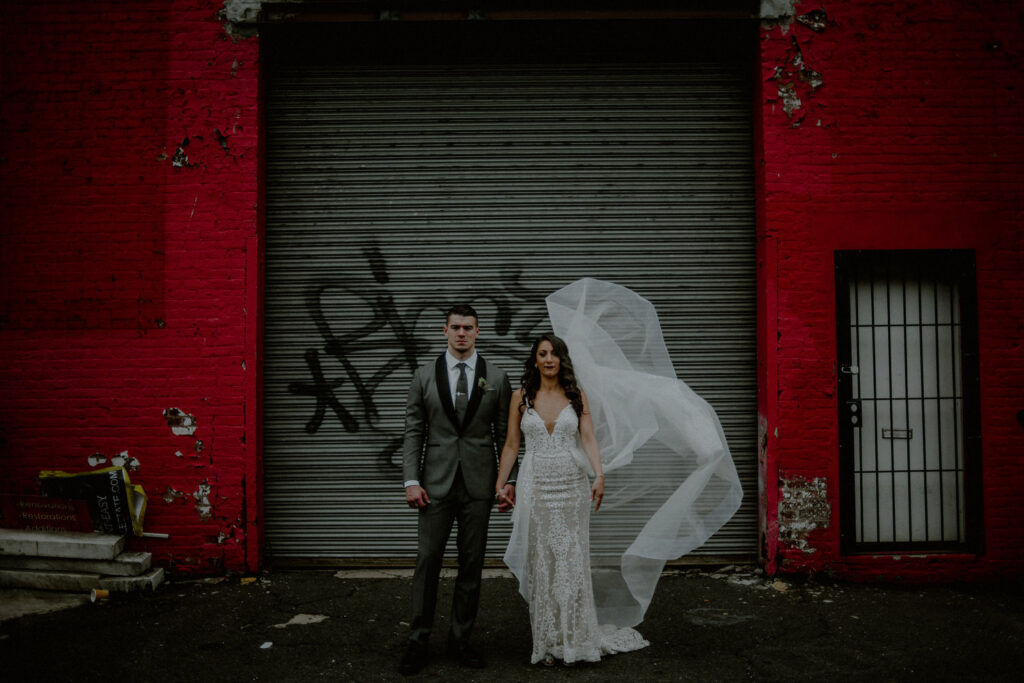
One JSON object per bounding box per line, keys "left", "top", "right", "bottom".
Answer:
{"left": 263, "top": 31, "right": 758, "bottom": 562}
{"left": 836, "top": 251, "right": 982, "bottom": 553}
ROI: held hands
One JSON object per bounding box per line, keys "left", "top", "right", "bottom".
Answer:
{"left": 495, "top": 483, "right": 516, "bottom": 512}
{"left": 591, "top": 474, "right": 605, "bottom": 512}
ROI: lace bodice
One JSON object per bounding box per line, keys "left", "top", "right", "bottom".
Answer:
{"left": 522, "top": 403, "right": 579, "bottom": 455}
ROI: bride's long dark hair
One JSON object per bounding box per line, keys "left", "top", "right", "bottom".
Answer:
{"left": 520, "top": 333, "right": 584, "bottom": 418}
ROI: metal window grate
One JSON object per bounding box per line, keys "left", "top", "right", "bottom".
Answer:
{"left": 836, "top": 251, "right": 982, "bottom": 553}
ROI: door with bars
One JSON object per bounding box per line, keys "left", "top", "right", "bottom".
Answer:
{"left": 835, "top": 251, "right": 982, "bottom": 553}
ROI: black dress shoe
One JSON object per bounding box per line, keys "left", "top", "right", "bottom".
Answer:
{"left": 449, "top": 640, "right": 486, "bottom": 669}
{"left": 398, "top": 641, "right": 428, "bottom": 676}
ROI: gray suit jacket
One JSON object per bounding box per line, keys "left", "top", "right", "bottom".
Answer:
{"left": 403, "top": 353, "right": 513, "bottom": 500}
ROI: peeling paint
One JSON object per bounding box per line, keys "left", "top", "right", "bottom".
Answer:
{"left": 770, "top": 35, "right": 823, "bottom": 126}
{"left": 778, "top": 477, "right": 830, "bottom": 553}
{"left": 171, "top": 138, "right": 192, "bottom": 168}
{"left": 215, "top": 128, "right": 230, "bottom": 153}
{"left": 175, "top": 450, "right": 184, "bottom": 458}
{"left": 194, "top": 480, "right": 212, "bottom": 520}
{"left": 797, "top": 9, "right": 828, "bottom": 32}
{"left": 164, "top": 486, "right": 186, "bottom": 504}
{"left": 110, "top": 451, "right": 140, "bottom": 471}
{"left": 163, "top": 408, "right": 197, "bottom": 436}
{"left": 778, "top": 83, "right": 802, "bottom": 118}
{"left": 791, "top": 47, "right": 824, "bottom": 89}
{"left": 88, "top": 453, "right": 107, "bottom": 467}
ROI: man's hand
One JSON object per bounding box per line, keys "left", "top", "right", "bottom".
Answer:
{"left": 406, "top": 485, "right": 430, "bottom": 508}
{"left": 496, "top": 484, "right": 516, "bottom": 512}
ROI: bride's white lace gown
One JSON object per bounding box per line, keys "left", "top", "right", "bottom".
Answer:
{"left": 517, "top": 402, "right": 649, "bottom": 664}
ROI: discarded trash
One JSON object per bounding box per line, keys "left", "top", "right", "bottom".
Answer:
{"left": 240, "top": 577, "right": 257, "bottom": 585}
{"left": 39, "top": 466, "right": 148, "bottom": 536}
{"left": 260, "top": 642, "right": 273, "bottom": 650}
{"left": 772, "top": 580, "right": 789, "bottom": 593}
{"left": 90, "top": 589, "right": 109, "bottom": 603}
{"left": 273, "top": 614, "right": 329, "bottom": 629}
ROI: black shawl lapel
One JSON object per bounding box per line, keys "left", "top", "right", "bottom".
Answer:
{"left": 461, "top": 355, "right": 487, "bottom": 428}
{"left": 434, "top": 354, "right": 459, "bottom": 429}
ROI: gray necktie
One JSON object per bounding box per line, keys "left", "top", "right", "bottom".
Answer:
{"left": 455, "top": 362, "right": 469, "bottom": 422}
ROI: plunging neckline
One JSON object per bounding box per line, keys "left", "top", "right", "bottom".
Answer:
{"left": 531, "top": 402, "right": 573, "bottom": 436}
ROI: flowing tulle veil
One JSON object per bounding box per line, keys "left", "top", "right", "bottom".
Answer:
{"left": 504, "top": 278, "right": 744, "bottom": 629}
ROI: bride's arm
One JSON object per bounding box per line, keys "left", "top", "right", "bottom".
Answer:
{"left": 496, "top": 389, "right": 524, "bottom": 507}
{"left": 578, "top": 389, "right": 605, "bottom": 511}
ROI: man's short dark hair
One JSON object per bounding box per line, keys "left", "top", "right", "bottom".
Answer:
{"left": 446, "top": 304, "right": 478, "bottom": 325}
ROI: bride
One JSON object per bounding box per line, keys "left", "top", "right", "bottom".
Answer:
{"left": 495, "top": 333, "right": 648, "bottom": 666}
{"left": 496, "top": 278, "right": 743, "bottom": 666}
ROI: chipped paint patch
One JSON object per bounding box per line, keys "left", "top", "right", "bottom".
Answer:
{"left": 88, "top": 453, "right": 107, "bottom": 467}
{"left": 163, "top": 408, "right": 197, "bottom": 436}
{"left": 769, "top": 36, "right": 824, "bottom": 126}
{"left": 193, "top": 480, "right": 212, "bottom": 520}
{"left": 778, "top": 83, "right": 802, "bottom": 118}
{"left": 170, "top": 138, "right": 193, "bottom": 168}
{"left": 797, "top": 9, "right": 828, "bottom": 32}
{"left": 778, "top": 477, "right": 830, "bottom": 553}
{"left": 164, "top": 486, "right": 186, "bottom": 504}
{"left": 110, "top": 451, "right": 140, "bottom": 471}
{"left": 273, "top": 614, "right": 329, "bottom": 628}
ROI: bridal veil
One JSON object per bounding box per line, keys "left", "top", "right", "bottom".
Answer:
{"left": 504, "top": 277, "right": 744, "bottom": 628}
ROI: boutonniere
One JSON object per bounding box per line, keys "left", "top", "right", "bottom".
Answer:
{"left": 477, "top": 377, "right": 493, "bottom": 392}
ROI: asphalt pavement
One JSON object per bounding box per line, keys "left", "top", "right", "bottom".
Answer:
{"left": 2, "top": 565, "right": 1022, "bottom": 682}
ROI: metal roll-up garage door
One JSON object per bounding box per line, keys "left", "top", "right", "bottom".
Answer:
{"left": 263, "top": 28, "right": 756, "bottom": 562}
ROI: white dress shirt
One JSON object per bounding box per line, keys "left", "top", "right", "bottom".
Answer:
{"left": 405, "top": 350, "right": 478, "bottom": 489}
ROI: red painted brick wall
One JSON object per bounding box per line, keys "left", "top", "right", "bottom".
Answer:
{"left": 0, "top": 0, "right": 260, "bottom": 573}
{"left": 2, "top": 1, "right": 1020, "bottom": 581}
{"left": 758, "top": 2, "right": 1024, "bottom": 579}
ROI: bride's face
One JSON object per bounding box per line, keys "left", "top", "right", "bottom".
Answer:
{"left": 535, "top": 340, "right": 561, "bottom": 378}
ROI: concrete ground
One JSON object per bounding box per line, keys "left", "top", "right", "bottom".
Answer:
{"left": 1, "top": 565, "right": 1022, "bottom": 682}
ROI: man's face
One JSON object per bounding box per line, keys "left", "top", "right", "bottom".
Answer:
{"left": 444, "top": 314, "right": 479, "bottom": 357}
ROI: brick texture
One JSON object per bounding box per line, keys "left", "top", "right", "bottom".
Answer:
{"left": 758, "top": 2, "right": 1024, "bottom": 579}
{"left": 0, "top": 0, "right": 259, "bottom": 574}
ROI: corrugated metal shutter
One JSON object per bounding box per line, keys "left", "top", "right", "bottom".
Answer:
{"left": 264, "top": 60, "right": 756, "bottom": 561}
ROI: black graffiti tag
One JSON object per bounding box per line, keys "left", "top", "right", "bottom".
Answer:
{"left": 288, "top": 245, "right": 547, "bottom": 471}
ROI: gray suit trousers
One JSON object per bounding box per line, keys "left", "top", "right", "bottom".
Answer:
{"left": 409, "top": 467, "right": 491, "bottom": 644}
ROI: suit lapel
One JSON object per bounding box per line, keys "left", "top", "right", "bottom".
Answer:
{"left": 434, "top": 354, "right": 459, "bottom": 430}
{"left": 461, "top": 356, "right": 487, "bottom": 428}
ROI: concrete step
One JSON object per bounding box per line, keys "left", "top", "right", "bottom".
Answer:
{"left": 0, "top": 529, "right": 124, "bottom": 561}
{"left": 0, "top": 568, "right": 101, "bottom": 591}
{"left": 0, "top": 567, "right": 164, "bottom": 593}
{"left": 99, "top": 567, "right": 164, "bottom": 592}
{"left": 0, "top": 551, "right": 152, "bottom": 577}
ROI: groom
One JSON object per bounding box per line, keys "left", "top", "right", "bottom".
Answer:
{"left": 399, "top": 304, "right": 514, "bottom": 675}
